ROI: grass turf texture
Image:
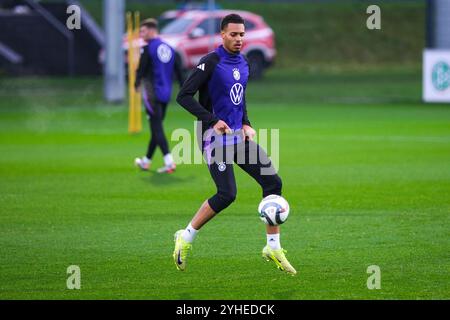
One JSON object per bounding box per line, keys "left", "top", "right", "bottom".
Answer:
{"left": 0, "top": 68, "right": 449, "bottom": 299}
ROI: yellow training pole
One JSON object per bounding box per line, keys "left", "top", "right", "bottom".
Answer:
{"left": 127, "top": 12, "right": 136, "bottom": 133}
{"left": 133, "top": 11, "right": 142, "bottom": 132}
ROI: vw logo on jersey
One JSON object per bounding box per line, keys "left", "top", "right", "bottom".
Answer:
{"left": 233, "top": 68, "right": 240, "bottom": 81}
{"left": 157, "top": 43, "right": 172, "bottom": 63}
{"left": 230, "top": 83, "right": 244, "bottom": 105}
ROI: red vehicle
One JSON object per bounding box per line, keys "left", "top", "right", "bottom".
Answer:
{"left": 159, "top": 10, "right": 276, "bottom": 79}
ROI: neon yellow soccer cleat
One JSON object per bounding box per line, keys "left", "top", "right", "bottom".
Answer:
{"left": 173, "top": 230, "right": 192, "bottom": 271}
{"left": 262, "top": 245, "right": 297, "bottom": 275}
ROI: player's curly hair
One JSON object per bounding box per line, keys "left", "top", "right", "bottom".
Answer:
{"left": 220, "top": 14, "right": 245, "bottom": 31}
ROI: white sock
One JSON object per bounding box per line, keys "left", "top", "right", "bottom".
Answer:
{"left": 267, "top": 233, "right": 281, "bottom": 250}
{"left": 142, "top": 156, "right": 151, "bottom": 164}
{"left": 163, "top": 153, "right": 174, "bottom": 167}
{"left": 181, "top": 223, "right": 198, "bottom": 243}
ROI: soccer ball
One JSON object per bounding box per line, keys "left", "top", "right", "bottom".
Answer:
{"left": 258, "top": 195, "right": 290, "bottom": 226}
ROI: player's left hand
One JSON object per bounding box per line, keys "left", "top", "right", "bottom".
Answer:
{"left": 242, "top": 125, "right": 256, "bottom": 141}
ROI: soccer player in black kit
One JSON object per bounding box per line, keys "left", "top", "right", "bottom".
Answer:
{"left": 134, "top": 18, "right": 184, "bottom": 173}
{"left": 173, "top": 14, "right": 296, "bottom": 274}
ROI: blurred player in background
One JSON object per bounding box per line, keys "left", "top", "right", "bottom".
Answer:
{"left": 134, "top": 18, "right": 184, "bottom": 173}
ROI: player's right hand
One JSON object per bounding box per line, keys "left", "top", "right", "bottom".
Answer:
{"left": 213, "top": 120, "right": 232, "bottom": 135}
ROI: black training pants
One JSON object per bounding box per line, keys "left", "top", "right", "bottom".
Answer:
{"left": 204, "top": 139, "right": 282, "bottom": 213}
{"left": 142, "top": 84, "right": 170, "bottom": 159}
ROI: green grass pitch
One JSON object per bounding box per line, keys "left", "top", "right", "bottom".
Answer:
{"left": 0, "top": 68, "right": 449, "bottom": 299}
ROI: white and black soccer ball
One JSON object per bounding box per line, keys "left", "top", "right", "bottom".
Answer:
{"left": 258, "top": 195, "right": 290, "bottom": 226}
